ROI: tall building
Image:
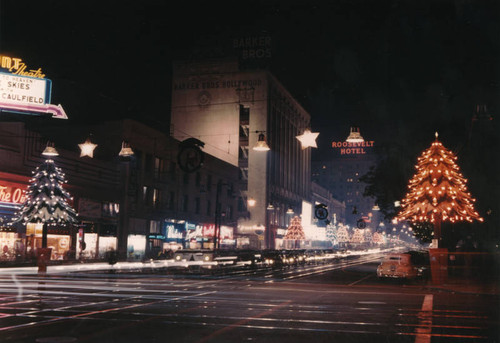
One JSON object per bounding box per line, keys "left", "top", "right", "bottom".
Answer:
{"left": 171, "top": 58, "right": 312, "bottom": 249}
{"left": 312, "top": 127, "right": 379, "bottom": 229}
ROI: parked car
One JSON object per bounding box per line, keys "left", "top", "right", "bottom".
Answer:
{"left": 377, "top": 251, "right": 429, "bottom": 279}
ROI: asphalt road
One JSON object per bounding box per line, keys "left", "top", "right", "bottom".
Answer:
{"left": 0, "top": 253, "right": 498, "bottom": 343}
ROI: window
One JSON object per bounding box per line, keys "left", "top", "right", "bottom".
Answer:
{"left": 195, "top": 197, "right": 200, "bottom": 214}
{"left": 154, "top": 157, "right": 161, "bottom": 178}
{"left": 237, "top": 197, "right": 245, "bottom": 212}
{"left": 206, "top": 200, "right": 211, "bottom": 216}
{"left": 145, "top": 154, "right": 153, "bottom": 172}
{"left": 207, "top": 175, "right": 212, "bottom": 191}
{"left": 183, "top": 172, "right": 189, "bottom": 185}
{"left": 169, "top": 191, "right": 175, "bottom": 210}
{"left": 195, "top": 172, "right": 201, "bottom": 187}
{"left": 182, "top": 195, "right": 188, "bottom": 212}
{"left": 143, "top": 186, "right": 149, "bottom": 202}
{"left": 153, "top": 188, "right": 161, "bottom": 208}
{"left": 149, "top": 220, "right": 160, "bottom": 233}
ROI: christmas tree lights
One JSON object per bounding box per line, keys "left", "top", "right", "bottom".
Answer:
{"left": 397, "top": 133, "right": 483, "bottom": 244}
{"left": 10, "top": 159, "right": 78, "bottom": 247}
{"left": 284, "top": 216, "right": 305, "bottom": 240}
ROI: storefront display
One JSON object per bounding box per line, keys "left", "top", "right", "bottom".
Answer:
{"left": 76, "top": 232, "right": 98, "bottom": 259}
{"left": 98, "top": 236, "right": 117, "bottom": 258}
{"left": 127, "top": 234, "right": 146, "bottom": 260}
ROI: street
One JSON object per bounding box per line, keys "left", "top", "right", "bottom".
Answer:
{"left": 0, "top": 253, "right": 498, "bottom": 343}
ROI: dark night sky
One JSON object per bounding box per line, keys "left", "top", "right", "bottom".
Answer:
{"left": 1, "top": 0, "right": 498, "bottom": 156}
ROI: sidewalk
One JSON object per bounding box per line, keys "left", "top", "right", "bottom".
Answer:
{"left": 424, "top": 275, "right": 500, "bottom": 296}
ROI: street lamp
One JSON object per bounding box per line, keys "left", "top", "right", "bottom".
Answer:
{"left": 42, "top": 141, "right": 59, "bottom": 157}
{"left": 252, "top": 131, "right": 270, "bottom": 151}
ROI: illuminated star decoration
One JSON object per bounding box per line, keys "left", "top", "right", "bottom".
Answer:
{"left": 296, "top": 129, "right": 319, "bottom": 149}
{"left": 78, "top": 138, "right": 98, "bottom": 158}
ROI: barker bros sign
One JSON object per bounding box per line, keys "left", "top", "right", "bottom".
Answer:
{"left": 331, "top": 140, "right": 375, "bottom": 155}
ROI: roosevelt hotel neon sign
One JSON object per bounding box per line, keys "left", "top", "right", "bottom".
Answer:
{"left": 331, "top": 140, "right": 375, "bottom": 155}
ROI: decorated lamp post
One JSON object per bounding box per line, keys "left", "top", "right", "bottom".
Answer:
{"left": 396, "top": 133, "right": 483, "bottom": 248}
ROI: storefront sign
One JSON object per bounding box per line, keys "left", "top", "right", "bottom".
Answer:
{"left": 233, "top": 35, "right": 272, "bottom": 60}
{"left": 164, "top": 222, "right": 184, "bottom": 241}
{"left": 331, "top": 140, "right": 375, "bottom": 155}
{"left": 0, "top": 183, "right": 26, "bottom": 204}
{"left": 148, "top": 234, "right": 166, "bottom": 240}
{"left": 0, "top": 55, "right": 46, "bottom": 78}
{"left": 173, "top": 78, "right": 263, "bottom": 91}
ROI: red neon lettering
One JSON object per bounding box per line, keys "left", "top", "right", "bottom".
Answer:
{"left": 0, "top": 185, "right": 25, "bottom": 204}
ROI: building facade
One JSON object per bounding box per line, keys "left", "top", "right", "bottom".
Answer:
{"left": 171, "top": 59, "right": 313, "bottom": 249}
{"left": 312, "top": 149, "right": 378, "bottom": 229}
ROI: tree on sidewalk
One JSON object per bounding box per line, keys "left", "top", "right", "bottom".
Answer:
{"left": 396, "top": 133, "right": 483, "bottom": 247}
{"left": 11, "top": 158, "right": 78, "bottom": 248}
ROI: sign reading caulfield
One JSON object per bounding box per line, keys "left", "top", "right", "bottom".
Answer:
{"left": 0, "top": 55, "right": 68, "bottom": 119}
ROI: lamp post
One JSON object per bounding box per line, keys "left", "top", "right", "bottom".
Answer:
{"left": 118, "top": 141, "right": 134, "bottom": 260}
{"left": 213, "top": 180, "right": 222, "bottom": 254}
{"left": 266, "top": 203, "right": 276, "bottom": 250}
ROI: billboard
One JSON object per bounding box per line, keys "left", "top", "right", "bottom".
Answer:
{"left": 0, "top": 72, "right": 51, "bottom": 106}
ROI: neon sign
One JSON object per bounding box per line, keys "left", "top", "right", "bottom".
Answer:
{"left": 0, "top": 55, "right": 45, "bottom": 79}
{"left": 331, "top": 140, "right": 375, "bottom": 155}
{"left": 0, "top": 184, "right": 26, "bottom": 204}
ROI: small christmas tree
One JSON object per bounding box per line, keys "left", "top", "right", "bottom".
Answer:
{"left": 350, "top": 229, "right": 365, "bottom": 244}
{"left": 372, "top": 232, "right": 384, "bottom": 244}
{"left": 11, "top": 158, "right": 78, "bottom": 248}
{"left": 325, "top": 225, "right": 337, "bottom": 245}
{"left": 284, "top": 216, "right": 305, "bottom": 240}
{"left": 336, "top": 224, "right": 350, "bottom": 244}
{"left": 397, "top": 133, "right": 483, "bottom": 246}
{"left": 363, "top": 229, "right": 373, "bottom": 244}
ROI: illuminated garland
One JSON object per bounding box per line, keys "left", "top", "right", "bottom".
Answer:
{"left": 397, "top": 133, "right": 483, "bottom": 225}
{"left": 10, "top": 159, "right": 78, "bottom": 226}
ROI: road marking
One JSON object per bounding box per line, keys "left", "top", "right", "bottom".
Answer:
{"left": 415, "top": 294, "right": 433, "bottom": 343}
{"left": 195, "top": 300, "right": 293, "bottom": 343}
{"left": 349, "top": 274, "right": 372, "bottom": 286}
{"left": 358, "top": 301, "right": 386, "bottom": 305}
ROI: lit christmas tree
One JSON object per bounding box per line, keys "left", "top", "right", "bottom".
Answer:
{"left": 11, "top": 158, "right": 78, "bottom": 248}
{"left": 350, "top": 228, "right": 365, "bottom": 244}
{"left": 363, "top": 229, "right": 373, "bottom": 244}
{"left": 325, "top": 224, "right": 337, "bottom": 245}
{"left": 372, "top": 232, "right": 384, "bottom": 244}
{"left": 284, "top": 216, "right": 306, "bottom": 240}
{"left": 397, "top": 133, "right": 483, "bottom": 246}
{"left": 336, "top": 224, "right": 350, "bottom": 244}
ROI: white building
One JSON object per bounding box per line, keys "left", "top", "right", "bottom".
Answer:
{"left": 171, "top": 58, "right": 312, "bottom": 249}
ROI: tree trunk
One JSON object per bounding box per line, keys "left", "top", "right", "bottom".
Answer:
{"left": 434, "top": 219, "right": 442, "bottom": 248}
{"left": 42, "top": 222, "right": 48, "bottom": 248}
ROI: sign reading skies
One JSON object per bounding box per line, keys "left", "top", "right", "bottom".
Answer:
{"left": 0, "top": 72, "right": 52, "bottom": 105}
